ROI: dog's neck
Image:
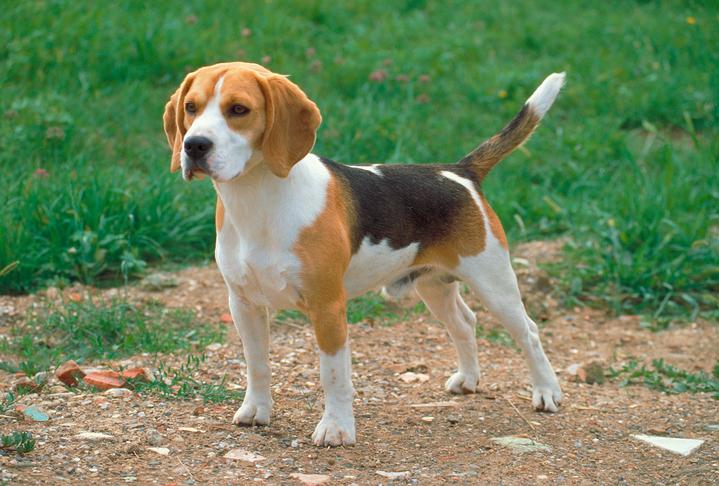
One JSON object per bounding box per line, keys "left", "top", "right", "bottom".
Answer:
{"left": 213, "top": 154, "right": 330, "bottom": 241}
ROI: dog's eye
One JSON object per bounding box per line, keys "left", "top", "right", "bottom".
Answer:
{"left": 231, "top": 105, "right": 249, "bottom": 116}
{"left": 185, "top": 102, "right": 197, "bottom": 114}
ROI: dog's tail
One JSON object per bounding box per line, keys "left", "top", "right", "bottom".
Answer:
{"left": 458, "top": 72, "right": 565, "bottom": 184}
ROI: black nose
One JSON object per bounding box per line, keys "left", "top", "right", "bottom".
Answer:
{"left": 184, "top": 136, "right": 214, "bottom": 161}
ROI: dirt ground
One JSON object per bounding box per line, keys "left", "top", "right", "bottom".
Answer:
{"left": 1, "top": 241, "right": 718, "bottom": 485}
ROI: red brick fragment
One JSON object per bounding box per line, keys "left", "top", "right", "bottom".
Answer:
{"left": 220, "top": 313, "right": 234, "bottom": 323}
{"left": 83, "top": 371, "right": 127, "bottom": 391}
{"left": 55, "top": 360, "right": 86, "bottom": 387}
{"left": 119, "top": 368, "right": 149, "bottom": 382}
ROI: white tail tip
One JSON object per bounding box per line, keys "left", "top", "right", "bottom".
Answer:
{"left": 526, "top": 72, "right": 565, "bottom": 118}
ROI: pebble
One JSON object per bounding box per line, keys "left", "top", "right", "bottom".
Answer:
{"left": 224, "top": 449, "right": 266, "bottom": 462}
{"left": 126, "top": 443, "right": 142, "bottom": 454}
{"left": 74, "top": 432, "right": 116, "bottom": 442}
{"left": 21, "top": 406, "right": 50, "bottom": 422}
{"left": 145, "top": 429, "right": 164, "bottom": 447}
{"left": 446, "top": 415, "right": 460, "bottom": 424}
{"left": 490, "top": 436, "right": 551, "bottom": 453}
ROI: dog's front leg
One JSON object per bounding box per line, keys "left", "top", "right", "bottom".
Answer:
{"left": 305, "top": 299, "right": 356, "bottom": 447}
{"left": 228, "top": 292, "right": 273, "bottom": 426}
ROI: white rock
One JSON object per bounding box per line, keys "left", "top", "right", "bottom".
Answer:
{"left": 74, "top": 432, "right": 116, "bottom": 442}
{"left": 147, "top": 447, "right": 170, "bottom": 455}
{"left": 631, "top": 435, "right": 705, "bottom": 456}
{"left": 377, "top": 470, "right": 412, "bottom": 480}
{"left": 290, "top": 473, "right": 331, "bottom": 485}
{"left": 223, "top": 449, "right": 266, "bottom": 462}
{"left": 490, "top": 436, "right": 551, "bottom": 452}
{"left": 103, "top": 388, "right": 133, "bottom": 398}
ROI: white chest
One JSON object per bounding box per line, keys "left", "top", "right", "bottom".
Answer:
{"left": 214, "top": 154, "right": 331, "bottom": 310}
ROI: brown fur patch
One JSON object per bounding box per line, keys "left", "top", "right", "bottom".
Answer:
{"left": 292, "top": 176, "right": 352, "bottom": 355}
{"left": 412, "top": 203, "right": 487, "bottom": 268}
{"left": 458, "top": 104, "right": 542, "bottom": 183}
{"left": 215, "top": 196, "right": 225, "bottom": 233}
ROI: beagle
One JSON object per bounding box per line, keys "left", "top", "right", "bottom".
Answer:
{"left": 163, "top": 62, "right": 565, "bottom": 447}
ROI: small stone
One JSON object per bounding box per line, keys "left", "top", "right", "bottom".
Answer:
{"left": 126, "top": 442, "right": 142, "bottom": 454}
{"left": 447, "top": 415, "right": 460, "bottom": 424}
{"left": 291, "top": 439, "right": 300, "bottom": 448}
{"left": 421, "top": 416, "right": 434, "bottom": 423}
{"left": 577, "top": 361, "right": 605, "bottom": 384}
{"left": 74, "top": 432, "right": 116, "bottom": 442}
{"left": 490, "top": 436, "right": 551, "bottom": 453}
{"left": 21, "top": 405, "right": 50, "bottom": 422}
{"left": 103, "top": 387, "right": 133, "bottom": 398}
{"left": 290, "top": 473, "right": 331, "bottom": 486}
{"left": 146, "top": 430, "right": 164, "bottom": 447}
{"left": 48, "top": 385, "right": 70, "bottom": 394}
{"left": 147, "top": 447, "right": 170, "bottom": 456}
{"left": 377, "top": 470, "right": 411, "bottom": 480}
{"left": 224, "top": 449, "right": 266, "bottom": 462}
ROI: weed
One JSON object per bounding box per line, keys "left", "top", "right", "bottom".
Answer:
{"left": 0, "top": 432, "right": 36, "bottom": 454}
{"left": 124, "top": 355, "right": 244, "bottom": 403}
{"left": 608, "top": 359, "right": 719, "bottom": 400}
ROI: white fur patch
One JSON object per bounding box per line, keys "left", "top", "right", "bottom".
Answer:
{"left": 440, "top": 171, "right": 482, "bottom": 208}
{"left": 350, "top": 164, "right": 383, "bottom": 177}
{"left": 215, "top": 154, "right": 332, "bottom": 309}
{"left": 526, "top": 72, "right": 565, "bottom": 118}
{"left": 343, "top": 237, "right": 419, "bottom": 299}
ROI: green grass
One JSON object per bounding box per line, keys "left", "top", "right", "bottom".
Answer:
{"left": 1, "top": 0, "right": 718, "bottom": 320}
{"left": 123, "top": 355, "right": 244, "bottom": 403}
{"left": 0, "top": 295, "right": 225, "bottom": 367}
{"left": 609, "top": 358, "right": 719, "bottom": 400}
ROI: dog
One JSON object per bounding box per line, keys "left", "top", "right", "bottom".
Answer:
{"left": 163, "top": 62, "right": 564, "bottom": 447}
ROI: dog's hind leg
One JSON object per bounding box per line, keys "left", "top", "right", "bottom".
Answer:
{"left": 456, "top": 244, "right": 562, "bottom": 412}
{"left": 414, "top": 278, "right": 481, "bottom": 395}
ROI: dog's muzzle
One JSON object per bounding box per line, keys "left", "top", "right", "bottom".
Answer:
{"left": 183, "top": 136, "right": 213, "bottom": 180}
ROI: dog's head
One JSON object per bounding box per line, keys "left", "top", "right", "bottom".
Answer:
{"left": 163, "top": 62, "right": 322, "bottom": 181}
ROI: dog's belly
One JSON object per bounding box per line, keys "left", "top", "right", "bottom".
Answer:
{"left": 343, "top": 237, "right": 419, "bottom": 299}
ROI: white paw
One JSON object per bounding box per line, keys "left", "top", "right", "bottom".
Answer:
{"left": 232, "top": 402, "right": 271, "bottom": 426}
{"left": 532, "top": 383, "right": 563, "bottom": 412}
{"left": 311, "top": 419, "right": 356, "bottom": 447}
{"left": 445, "top": 372, "right": 479, "bottom": 395}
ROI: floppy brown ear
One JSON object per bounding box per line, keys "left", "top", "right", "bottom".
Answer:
{"left": 260, "top": 75, "right": 322, "bottom": 178}
{"left": 163, "top": 76, "right": 194, "bottom": 173}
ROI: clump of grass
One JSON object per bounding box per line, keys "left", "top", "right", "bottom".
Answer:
{"left": 549, "top": 128, "right": 719, "bottom": 322}
{"left": 0, "top": 295, "right": 224, "bottom": 367}
{"left": 124, "top": 355, "right": 244, "bottom": 403}
{"left": 608, "top": 358, "right": 719, "bottom": 400}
